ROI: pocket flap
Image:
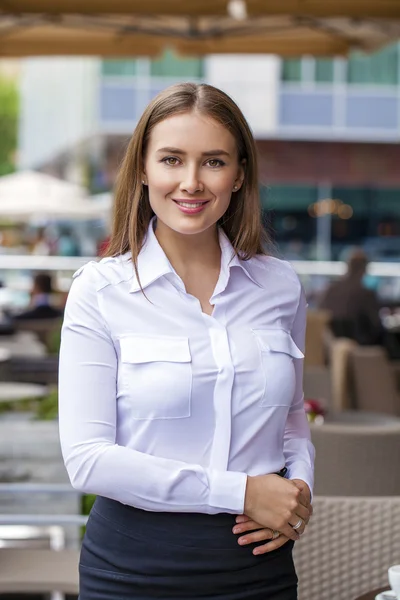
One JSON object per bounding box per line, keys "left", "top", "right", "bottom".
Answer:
{"left": 120, "top": 335, "right": 191, "bottom": 364}
{"left": 253, "top": 329, "right": 304, "bottom": 359}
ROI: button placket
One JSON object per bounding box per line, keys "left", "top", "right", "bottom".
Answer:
{"left": 208, "top": 325, "right": 234, "bottom": 472}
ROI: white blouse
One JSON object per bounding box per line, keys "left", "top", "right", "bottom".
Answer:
{"left": 59, "top": 221, "right": 314, "bottom": 515}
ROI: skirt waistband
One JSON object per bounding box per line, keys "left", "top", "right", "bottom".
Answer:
{"left": 91, "top": 467, "right": 288, "bottom": 550}
{"left": 93, "top": 496, "right": 237, "bottom": 548}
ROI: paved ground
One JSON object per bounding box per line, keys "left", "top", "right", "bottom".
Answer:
{"left": 0, "top": 416, "right": 81, "bottom": 548}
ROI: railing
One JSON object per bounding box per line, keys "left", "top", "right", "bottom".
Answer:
{"left": 0, "top": 255, "right": 399, "bottom": 277}
{"left": 0, "top": 483, "right": 87, "bottom": 527}
{"left": 0, "top": 483, "right": 83, "bottom": 600}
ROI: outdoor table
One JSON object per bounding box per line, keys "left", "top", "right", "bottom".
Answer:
{"left": 0, "top": 548, "right": 79, "bottom": 595}
{"left": 0, "top": 382, "right": 47, "bottom": 403}
{"left": 391, "top": 360, "right": 400, "bottom": 388}
{"left": 354, "top": 587, "right": 389, "bottom": 600}
{"left": 323, "top": 410, "right": 400, "bottom": 426}
{"left": 0, "top": 331, "right": 46, "bottom": 358}
{"left": 0, "top": 347, "right": 11, "bottom": 379}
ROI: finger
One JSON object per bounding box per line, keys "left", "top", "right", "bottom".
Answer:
{"left": 233, "top": 520, "right": 263, "bottom": 535}
{"left": 290, "top": 483, "right": 310, "bottom": 510}
{"left": 289, "top": 517, "right": 306, "bottom": 536}
{"left": 253, "top": 535, "right": 290, "bottom": 555}
{"left": 301, "top": 503, "right": 313, "bottom": 526}
{"left": 293, "top": 503, "right": 310, "bottom": 523}
{"left": 235, "top": 514, "right": 251, "bottom": 524}
{"left": 298, "top": 490, "right": 311, "bottom": 510}
{"left": 280, "top": 523, "right": 300, "bottom": 541}
{"left": 292, "top": 480, "right": 312, "bottom": 506}
{"left": 238, "top": 528, "right": 274, "bottom": 546}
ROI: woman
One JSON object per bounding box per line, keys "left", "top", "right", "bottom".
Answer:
{"left": 59, "top": 82, "right": 314, "bottom": 600}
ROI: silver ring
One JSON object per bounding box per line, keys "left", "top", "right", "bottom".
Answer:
{"left": 292, "top": 519, "right": 303, "bottom": 531}
{"left": 272, "top": 530, "right": 280, "bottom": 540}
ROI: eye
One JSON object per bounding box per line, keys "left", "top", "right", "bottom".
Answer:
{"left": 206, "top": 159, "right": 225, "bottom": 168}
{"left": 161, "top": 156, "right": 180, "bottom": 166}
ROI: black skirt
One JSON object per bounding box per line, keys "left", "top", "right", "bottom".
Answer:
{"left": 79, "top": 496, "right": 297, "bottom": 600}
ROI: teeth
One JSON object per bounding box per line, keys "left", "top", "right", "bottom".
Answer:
{"left": 176, "top": 202, "right": 205, "bottom": 208}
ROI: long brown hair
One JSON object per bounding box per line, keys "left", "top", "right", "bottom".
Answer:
{"left": 105, "top": 83, "right": 268, "bottom": 277}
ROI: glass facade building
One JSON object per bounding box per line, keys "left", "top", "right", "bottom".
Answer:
{"left": 18, "top": 46, "right": 400, "bottom": 266}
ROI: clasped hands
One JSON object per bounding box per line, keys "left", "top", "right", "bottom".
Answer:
{"left": 232, "top": 475, "right": 312, "bottom": 556}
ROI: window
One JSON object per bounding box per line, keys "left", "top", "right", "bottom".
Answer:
{"left": 315, "top": 59, "right": 334, "bottom": 83}
{"left": 331, "top": 187, "right": 369, "bottom": 216}
{"left": 281, "top": 43, "right": 400, "bottom": 85}
{"left": 101, "top": 60, "right": 137, "bottom": 76}
{"left": 281, "top": 59, "right": 302, "bottom": 82}
{"left": 347, "top": 43, "right": 399, "bottom": 85}
{"left": 262, "top": 185, "right": 317, "bottom": 257}
{"left": 150, "top": 49, "right": 203, "bottom": 78}
{"left": 374, "top": 189, "right": 400, "bottom": 217}
{"left": 266, "top": 184, "right": 317, "bottom": 211}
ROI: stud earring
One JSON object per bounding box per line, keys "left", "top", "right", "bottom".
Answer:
{"left": 233, "top": 185, "right": 238, "bottom": 191}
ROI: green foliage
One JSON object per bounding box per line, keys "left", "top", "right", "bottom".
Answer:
{"left": 0, "top": 75, "right": 19, "bottom": 176}
{"left": 46, "top": 325, "right": 62, "bottom": 355}
{"left": 82, "top": 493, "right": 96, "bottom": 516}
{"left": 80, "top": 493, "right": 97, "bottom": 538}
{"left": 0, "top": 396, "right": 37, "bottom": 414}
{"left": 34, "top": 387, "right": 58, "bottom": 420}
{"left": 0, "top": 387, "right": 58, "bottom": 419}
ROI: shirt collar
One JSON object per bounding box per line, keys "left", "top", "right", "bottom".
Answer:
{"left": 214, "top": 228, "right": 262, "bottom": 297}
{"left": 129, "top": 218, "right": 262, "bottom": 294}
{"left": 129, "top": 219, "right": 174, "bottom": 293}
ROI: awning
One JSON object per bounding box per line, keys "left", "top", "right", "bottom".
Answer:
{"left": 0, "top": 171, "right": 103, "bottom": 221}
{"left": 1, "top": 1, "right": 400, "bottom": 57}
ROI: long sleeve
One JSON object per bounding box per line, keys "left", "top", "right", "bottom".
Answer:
{"left": 283, "top": 284, "right": 315, "bottom": 495}
{"left": 58, "top": 263, "right": 247, "bottom": 514}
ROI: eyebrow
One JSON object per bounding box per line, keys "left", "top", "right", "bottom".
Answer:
{"left": 156, "top": 147, "right": 231, "bottom": 157}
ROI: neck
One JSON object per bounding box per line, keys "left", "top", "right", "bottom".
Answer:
{"left": 154, "top": 220, "right": 221, "bottom": 276}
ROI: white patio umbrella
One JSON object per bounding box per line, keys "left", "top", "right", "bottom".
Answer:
{"left": 0, "top": 171, "right": 105, "bottom": 221}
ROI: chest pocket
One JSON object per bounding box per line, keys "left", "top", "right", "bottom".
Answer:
{"left": 252, "top": 329, "right": 304, "bottom": 407}
{"left": 119, "top": 335, "right": 192, "bottom": 420}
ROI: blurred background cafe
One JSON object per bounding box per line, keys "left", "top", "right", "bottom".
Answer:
{"left": 0, "top": 2, "right": 400, "bottom": 600}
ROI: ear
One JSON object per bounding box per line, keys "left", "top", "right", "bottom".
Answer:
{"left": 233, "top": 159, "right": 246, "bottom": 191}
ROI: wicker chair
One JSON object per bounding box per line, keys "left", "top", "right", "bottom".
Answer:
{"left": 13, "top": 318, "right": 62, "bottom": 353}
{"left": 310, "top": 420, "right": 400, "bottom": 496}
{"left": 0, "top": 548, "right": 79, "bottom": 596}
{"left": 350, "top": 345, "right": 400, "bottom": 416}
{"left": 294, "top": 496, "right": 400, "bottom": 600}
{"left": 305, "top": 310, "right": 332, "bottom": 367}
{"left": 329, "top": 337, "right": 358, "bottom": 411}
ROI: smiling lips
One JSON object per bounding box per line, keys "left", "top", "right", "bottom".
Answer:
{"left": 173, "top": 199, "right": 210, "bottom": 214}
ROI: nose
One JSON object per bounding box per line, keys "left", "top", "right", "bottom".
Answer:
{"left": 179, "top": 166, "right": 203, "bottom": 194}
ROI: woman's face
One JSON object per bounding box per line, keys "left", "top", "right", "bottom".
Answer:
{"left": 143, "top": 111, "right": 244, "bottom": 237}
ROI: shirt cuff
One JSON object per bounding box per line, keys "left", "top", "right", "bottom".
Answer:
{"left": 208, "top": 470, "right": 248, "bottom": 514}
{"left": 286, "top": 462, "right": 314, "bottom": 501}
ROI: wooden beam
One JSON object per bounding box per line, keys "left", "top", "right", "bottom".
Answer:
{"left": 247, "top": 1, "right": 400, "bottom": 19}
{"left": 2, "top": 0, "right": 400, "bottom": 19}
{"left": 0, "top": 0, "right": 228, "bottom": 16}
{"left": 0, "top": 29, "right": 165, "bottom": 57}
{"left": 0, "top": 28, "right": 351, "bottom": 58}
{"left": 176, "top": 34, "right": 350, "bottom": 57}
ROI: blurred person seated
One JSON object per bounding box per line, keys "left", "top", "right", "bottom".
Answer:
{"left": 58, "top": 227, "right": 80, "bottom": 256}
{"left": 317, "top": 249, "right": 384, "bottom": 346}
{"left": 13, "top": 273, "right": 64, "bottom": 321}
{"left": 31, "top": 227, "right": 51, "bottom": 256}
